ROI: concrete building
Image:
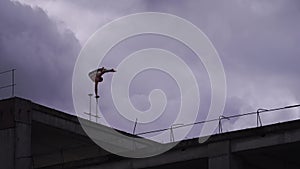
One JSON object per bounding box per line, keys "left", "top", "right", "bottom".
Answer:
{"left": 0, "top": 97, "right": 300, "bottom": 169}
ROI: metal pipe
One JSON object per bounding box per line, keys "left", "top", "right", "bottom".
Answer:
{"left": 12, "top": 69, "right": 15, "bottom": 96}
{"left": 88, "top": 94, "right": 93, "bottom": 121}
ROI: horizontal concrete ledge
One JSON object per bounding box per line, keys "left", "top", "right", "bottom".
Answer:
{"left": 231, "top": 126, "right": 300, "bottom": 152}
{"left": 37, "top": 144, "right": 208, "bottom": 169}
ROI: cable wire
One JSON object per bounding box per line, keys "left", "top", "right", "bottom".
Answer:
{"left": 136, "top": 104, "right": 300, "bottom": 136}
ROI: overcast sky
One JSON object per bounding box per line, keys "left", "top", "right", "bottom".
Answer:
{"left": 1, "top": 0, "right": 300, "bottom": 142}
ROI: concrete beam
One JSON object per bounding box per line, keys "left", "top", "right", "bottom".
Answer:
{"left": 231, "top": 127, "right": 300, "bottom": 152}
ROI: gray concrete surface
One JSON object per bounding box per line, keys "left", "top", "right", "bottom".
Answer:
{"left": 1, "top": 97, "right": 300, "bottom": 169}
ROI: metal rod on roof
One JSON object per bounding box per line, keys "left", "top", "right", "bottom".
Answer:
{"left": 133, "top": 118, "right": 138, "bottom": 135}
{"left": 96, "top": 98, "right": 98, "bottom": 123}
{"left": 137, "top": 104, "right": 300, "bottom": 136}
{"left": 0, "top": 69, "right": 14, "bottom": 75}
{"left": 0, "top": 69, "right": 16, "bottom": 97}
{"left": 0, "top": 84, "right": 15, "bottom": 90}
{"left": 88, "top": 94, "right": 93, "bottom": 121}
{"left": 256, "top": 108, "right": 267, "bottom": 127}
{"left": 12, "top": 69, "right": 15, "bottom": 97}
{"left": 218, "top": 116, "right": 230, "bottom": 134}
{"left": 170, "top": 124, "right": 184, "bottom": 142}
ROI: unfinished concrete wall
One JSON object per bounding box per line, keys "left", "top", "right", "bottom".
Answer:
{"left": 0, "top": 98, "right": 32, "bottom": 169}
{"left": 1, "top": 97, "right": 300, "bottom": 169}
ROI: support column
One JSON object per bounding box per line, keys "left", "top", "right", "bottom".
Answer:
{"left": 208, "top": 140, "right": 230, "bottom": 169}
{"left": 14, "top": 99, "right": 32, "bottom": 169}
{"left": 0, "top": 98, "right": 32, "bottom": 169}
{"left": 0, "top": 99, "right": 15, "bottom": 169}
{"left": 208, "top": 140, "right": 243, "bottom": 169}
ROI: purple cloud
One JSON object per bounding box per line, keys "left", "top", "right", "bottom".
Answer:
{"left": 2, "top": 0, "right": 300, "bottom": 141}
{"left": 0, "top": 0, "right": 80, "bottom": 112}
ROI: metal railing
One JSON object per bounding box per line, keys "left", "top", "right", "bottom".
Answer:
{"left": 135, "top": 103, "right": 300, "bottom": 141}
{"left": 0, "top": 69, "right": 16, "bottom": 97}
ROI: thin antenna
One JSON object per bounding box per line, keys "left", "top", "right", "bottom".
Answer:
{"left": 95, "top": 98, "right": 101, "bottom": 123}
{"left": 132, "top": 118, "right": 138, "bottom": 151}
{"left": 133, "top": 118, "right": 138, "bottom": 135}
{"left": 89, "top": 94, "right": 93, "bottom": 121}
{"left": 218, "top": 116, "right": 230, "bottom": 134}
{"left": 84, "top": 94, "right": 100, "bottom": 122}
{"left": 84, "top": 94, "right": 93, "bottom": 121}
{"left": 88, "top": 94, "right": 93, "bottom": 121}
{"left": 12, "top": 69, "right": 15, "bottom": 97}
{"left": 170, "top": 124, "right": 184, "bottom": 142}
{"left": 0, "top": 69, "right": 16, "bottom": 98}
{"left": 96, "top": 98, "right": 98, "bottom": 123}
{"left": 256, "top": 108, "right": 267, "bottom": 127}
{"left": 136, "top": 104, "right": 300, "bottom": 138}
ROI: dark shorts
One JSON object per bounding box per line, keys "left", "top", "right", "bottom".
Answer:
{"left": 96, "top": 77, "right": 103, "bottom": 82}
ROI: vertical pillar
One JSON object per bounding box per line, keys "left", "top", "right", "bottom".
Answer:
{"left": 208, "top": 140, "right": 242, "bottom": 169}
{"left": 0, "top": 98, "right": 32, "bottom": 169}
{"left": 0, "top": 99, "right": 15, "bottom": 169}
{"left": 14, "top": 99, "right": 32, "bottom": 169}
{"left": 208, "top": 141, "right": 230, "bottom": 169}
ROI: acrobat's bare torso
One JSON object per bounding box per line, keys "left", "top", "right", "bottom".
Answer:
{"left": 94, "top": 67, "right": 116, "bottom": 98}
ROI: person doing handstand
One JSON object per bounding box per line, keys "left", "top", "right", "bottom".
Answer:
{"left": 94, "top": 67, "right": 116, "bottom": 98}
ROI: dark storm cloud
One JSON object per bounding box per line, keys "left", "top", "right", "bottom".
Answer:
{"left": 141, "top": 0, "right": 300, "bottom": 76}
{"left": 5, "top": 0, "right": 300, "bottom": 139}
{"left": 142, "top": 0, "right": 300, "bottom": 99}
{"left": 0, "top": 0, "right": 80, "bottom": 112}
{"left": 138, "top": 0, "right": 300, "bottom": 133}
